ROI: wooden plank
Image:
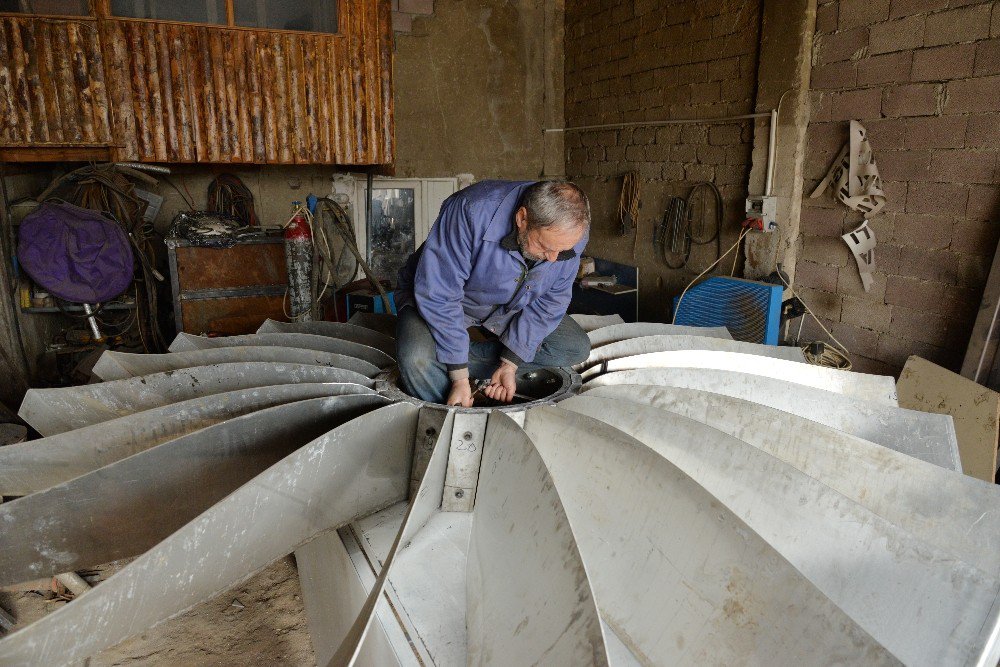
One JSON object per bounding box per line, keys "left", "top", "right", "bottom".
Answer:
{"left": 898, "top": 355, "right": 1000, "bottom": 482}
{"left": 0, "top": 146, "right": 112, "bottom": 161}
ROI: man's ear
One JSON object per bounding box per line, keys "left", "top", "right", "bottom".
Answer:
{"left": 514, "top": 207, "right": 528, "bottom": 232}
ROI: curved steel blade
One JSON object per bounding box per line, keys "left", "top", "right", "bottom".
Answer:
{"left": 578, "top": 334, "right": 805, "bottom": 375}
{"left": 257, "top": 319, "right": 396, "bottom": 356}
{"left": 583, "top": 368, "right": 958, "bottom": 470}
{"left": 93, "top": 346, "right": 381, "bottom": 381}
{"left": 0, "top": 383, "right": 374, "bottom": 496}
{"left": 346, "top": 312, "right": 398, "bottom": 338}
{"left": 558, "top": 395, "right": 1000, "bottom": 666}
{"left": 588, "top": 323, "right": 732, "bottom": 348}
{"left": 19, "top": 362, "right": 374, "bottom": 436}
{"left": 581, "top": 384, "right": 990, "bottom": 570}
{"left": 169, "top": 332, "right": 394, "bottom": 368}
{"left": 0, "top": 394, "right": 391, "bottom": 586}
{"left": 521, "top": 406, "right": 898, "bottom": 665}
{"left": 584, "top": 349, "right": 898, "bottom": 405}
{"left": 569, "top": 314, "right": 625, "bottom": 332}
{"left": 0, "top": 402, "right": 418, "bottom": 667}
{"left": 465, "top": 412, "right": 609, "bottom": 666}
{"left": 323, "top": 411, "right": 454, "bottom": 666}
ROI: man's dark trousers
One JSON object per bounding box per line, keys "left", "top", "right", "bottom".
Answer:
{"left": 396, "top": 306, "right": 591, "bottom": 403}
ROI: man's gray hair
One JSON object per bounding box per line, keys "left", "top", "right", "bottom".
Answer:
{"left": 521, "top": 180, "right": 591, "bottom": 231}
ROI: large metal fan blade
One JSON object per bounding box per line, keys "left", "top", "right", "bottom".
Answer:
{"left": 169, "top": 332, "right": 394, "bottom": 368}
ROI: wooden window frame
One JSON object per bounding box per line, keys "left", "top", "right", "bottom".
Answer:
{"left": 85, "top": 0, "right": 344, "bottom": 36}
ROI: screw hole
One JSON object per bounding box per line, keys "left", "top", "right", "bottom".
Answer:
{"left": 425, "top": 427, "right": 436, "bottom": 436}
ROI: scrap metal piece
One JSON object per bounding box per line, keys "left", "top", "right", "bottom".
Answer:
{"left": 92, "top": 347, "right": 380, "bottom": 381}
{"left": 0, "top": 383, "right": 374, "bottom": 496}
{"left": 578, "top": 334, "right": 806, "bottom": 375}
{"left": 587, "top": 322, "right": 732, "bottom": 348}
{"left": 522, "top": 407, "right": 899, "bottom": 665}
{"left": 585, "top": 349, "right": 898, "bottom": 406}
{"left": 580, "top": 384, "right": 1000, "bottom": 575}
{"left": 0, "top": 403, "right": 418, "bottom": 667}
{"left": 466, "top": 413, "right": 609, "bottom": 665}
{"left": 169, "top": 332, "right": 394, "bottom": 368}
{"left": 584, "top": 368, "right": 958, "bottom": 470}
{"left": 257, "top": 319, "right": 396, "bottom": 356}
{"left": 558, "top": 396, "right": 1000, "bottom": 666}
{"left": 0, "top": 395, "right": 390, "bottom": 586}
{"left": 19, "top": 363, "right": 374, "bottom": 436}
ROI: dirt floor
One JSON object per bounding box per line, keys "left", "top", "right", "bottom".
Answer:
{"left": 1, "top": 557, "right": 316, "bottom": 666}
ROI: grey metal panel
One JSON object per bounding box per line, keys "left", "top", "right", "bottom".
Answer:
{"left": 558, "top": 396, "right": 1000, "bottom": 666}
{"left": 522, "top": 407, "right": 899, "bottom": 666}
{"left": 588, "top": 323, "right": 732, "bottom": 348}
{"left": 0, "top": 395, "right": 390, "bottom": 586}
{"left": 585, "top": 350, "right": 899, "bottom": 406}
{"left": 466, "top": 413, "right": 609, "bottom": 666}
{"left": 580, "top": 384, "right": 993, "bottom": 572}
{"left": 92, "top": 347, "right": 381, "bottom": 381}
{"left": 569, "top": 314, "right": 625, "bottom": 332}
{"left": 583, "top": 368, "right": 959, "bottom": 470}
{"left": 0, "top": 403, "right": 418, "bottom": 667}
{"left": 169, "top": 332, "right": 394, "bottom": 368}
{"left": 19, "top": 363, "right": 375, "bottom": 436}
{"left": 0, "top": 383, "right": 374, "bottom": 496}
{"left": 325, "top": 412, "right": 454, "bottom": 666}
{"left": 296, "top": 530, "right": 407, "bottom": 667}
{"left": 257, "top": 319, "right": 396, "bottom": 356}
{"left": 346, "top": 312, "right": 398, "bottom": 338}
{"left": 579, "top": 334, "right": 806, "bottom": 376}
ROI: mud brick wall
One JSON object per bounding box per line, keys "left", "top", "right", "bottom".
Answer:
{"left": 564, "top": 0, "right": 764, "bottom": 322}
{"left": 799, "top": 0, "right": 1000, "bottom": 374}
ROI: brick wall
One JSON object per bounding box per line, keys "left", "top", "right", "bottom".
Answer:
{"left": 799, "top": 0, "right": 1000, "bottom": 375}
{"left": 564, "top": 0, "right": 763, "bottom": 321}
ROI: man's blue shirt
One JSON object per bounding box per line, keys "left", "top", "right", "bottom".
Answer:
{"left": 396, "top": 180, "right": 587, "bottom": 366}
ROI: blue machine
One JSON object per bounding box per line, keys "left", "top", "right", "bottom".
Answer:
{"left": 672, "top": 276, "right": 783, "bottom": 345}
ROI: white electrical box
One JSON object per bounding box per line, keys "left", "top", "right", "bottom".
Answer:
{"left": 745, "top": 196, "right": 778, "bottom": 232}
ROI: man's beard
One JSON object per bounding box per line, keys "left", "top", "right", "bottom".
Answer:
{"left": 517, "top": 228, "right": 544, "bottom": 262}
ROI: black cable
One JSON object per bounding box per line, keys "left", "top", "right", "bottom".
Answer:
{"left": 686, "top": 181, "right": 723, "bottom": 262}
{"left": 207, "top": 174, "right": 258, "bottom": 226}
{"left": 654, "top": 196, "right": 689, "bottom": 270}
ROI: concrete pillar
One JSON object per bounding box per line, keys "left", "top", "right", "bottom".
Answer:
{"left": 743, "top": 0, "right": 817, "bottom": 280}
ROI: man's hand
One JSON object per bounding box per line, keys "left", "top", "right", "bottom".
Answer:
{"left": 447, "top": 379, "right": 474, "bottom": 407}
{"left": 484, "top": 362, "right": 517, "bottom": 403}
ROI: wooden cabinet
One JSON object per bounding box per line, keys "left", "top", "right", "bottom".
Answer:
{"left": 0, "top": 0, "right": 394, "bottom": 165}
{"left": 166, "top": 236, "right": 290, "bottom": 336}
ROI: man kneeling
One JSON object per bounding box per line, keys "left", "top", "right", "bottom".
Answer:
{"left": 395, "top": 179, "right": 591, "bottom": 407}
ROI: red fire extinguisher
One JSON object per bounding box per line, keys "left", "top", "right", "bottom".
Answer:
{"left": 285, "top": 202, "right": 314, "bottom": 321}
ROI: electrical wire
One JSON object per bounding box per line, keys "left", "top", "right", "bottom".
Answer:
{"left": 672, "top": 227, "right": 750, "bottom": 324}
{"left": 655, "top": 182, "right": 723, "bottom": 271}
{"left": 777, "top": 272, "right": 853, "bottom": 370}
{"left": 207, "top": 174, "right": 259, "bottom": 226}
{"left": 617, "top": 171, "right": 640, "bottom": 237}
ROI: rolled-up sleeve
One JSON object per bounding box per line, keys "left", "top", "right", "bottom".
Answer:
{"left": 414, "top": 196, "right": 474, "bottom": 366}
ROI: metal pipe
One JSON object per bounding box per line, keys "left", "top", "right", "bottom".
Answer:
{"left": 55, "top": 572, "right": 91, "bottom": 597}
{"left": 544, "top": 112, "right": 772, "bottom": 134}
{"left": 114, "top": 162, "right": 172, "bottom": 174}
{"left": 765, "top": 108, "right": 778, "bottom": 197}
{"left": 82, "top": 304, "right": 104, "bottom": 343}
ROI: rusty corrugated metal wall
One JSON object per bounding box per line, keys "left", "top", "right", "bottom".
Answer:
{"left": 0, "top": 0, "right": 394, "bottom": 165}
{"left": 0, "top": 16, "right": 113, "bottom": 147}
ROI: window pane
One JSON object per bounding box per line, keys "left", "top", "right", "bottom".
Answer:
{"left": 0, "top": 0, "right": 89, "bottom": 14}
{"left": 234, "top": 0, "right": 338, "bottom": 33}
{"left": 368, "top": 188, "right": 415, "bottom": 288}
{"left": 110, "top": 0, "right": 227, "bottom": 24}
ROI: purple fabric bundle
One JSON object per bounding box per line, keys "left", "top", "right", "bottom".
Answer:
{"left": 17, "top": 201, "right": 135, "bottom": 304}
